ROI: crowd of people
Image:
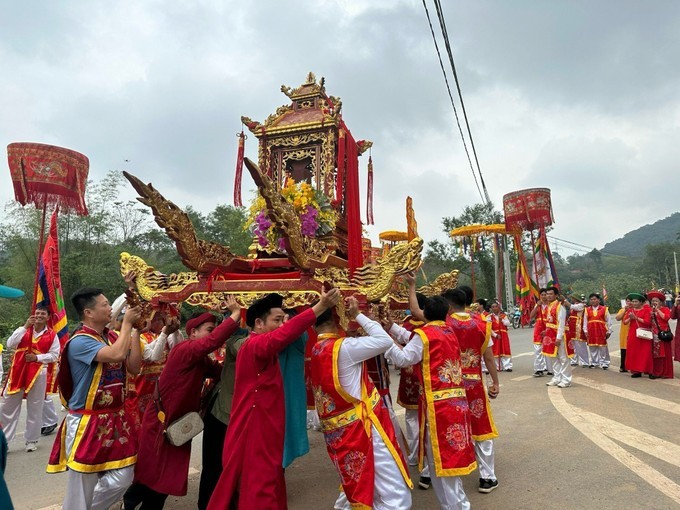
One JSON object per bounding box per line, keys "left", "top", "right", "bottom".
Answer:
{"left": 0, "top": 273, "right": 678, "bottom": 509}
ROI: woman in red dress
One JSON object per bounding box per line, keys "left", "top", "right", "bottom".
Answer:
{"left": 647, "top": 291, "right": 674, "bottom": 379}
{"left": 623, "top": 292, "right": 653, "bottom": 378}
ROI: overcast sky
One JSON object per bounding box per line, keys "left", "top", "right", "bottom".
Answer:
{"left": 2, "top": 0, "right": 679, "bottom": 257}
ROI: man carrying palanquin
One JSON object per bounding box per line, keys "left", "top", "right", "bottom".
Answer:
{"left": 47, "top": 287, "right": 142, "bottom": 510}
{"left": 386, "top": 291, "right": 477, "bottom": 510}
{"left": 207, "top": 288, "right": 341, "bottom": 510}
{"left": 311, "top": 296, "right": 413, "bottom": 510}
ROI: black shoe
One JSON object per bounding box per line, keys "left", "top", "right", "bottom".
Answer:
{"left": 602, "top": 366, "right": 608, "bottom": 370}
{"left": 631, "top": 372, "right": 642, "bottom": 378}
{"left": 619, "top": 368, "right": 628, "bottom": 373}
{"left": 589, "top": 365, "right": 595, "bottom": 368}
{"left": 41, "top": 424, "right": 57, "bottom": 436}
{"left": 505, "top": 368, "right": 512, "bottom": 372}
{"left": 547, "top": 372, "right": 553, "bottom": 376}
{"left": 649, "top": 374, "right": 658, "bottom": 379}
{"left": 479, "top": 478, "right": 499, "bottom": 493}
{"left": 418, "top": 476, "right": 431, "bottom": 490}
{"left": 533, "top": 371, "right": 544, "bottom": 377}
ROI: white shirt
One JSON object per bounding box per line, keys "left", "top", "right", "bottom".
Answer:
{"left": 336, "top": 314, "right": 394, "bottom": 400}
{"left": 142, "top": 331, "right": 185, "bottom": 361}
{"left": 7, "top": 326, "right": 60, "bottom": 365}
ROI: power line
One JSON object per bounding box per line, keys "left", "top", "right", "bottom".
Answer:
{"left": 421, "top": 0, "right": 485, "bottom": 205}
{"left": 432, "top": 0, "right": 491, "bottom": 205}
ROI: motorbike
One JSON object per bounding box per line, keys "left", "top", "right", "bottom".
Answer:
{"left": 511, "top": 308, "right": 522, "bottom": 329}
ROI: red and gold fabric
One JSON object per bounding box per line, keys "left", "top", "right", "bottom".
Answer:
{"left": 396, "top": 316, "right": 423, "bottom": 410}
{"left": 566, "top": 309, "right": 584, "bottom": 343}
{"left": 4, "top": 328, "right": 57, "bottom": 395}
{"left": 414, "top": 322, "right": 476, "bottom": 476}
{"left": 585, "top": 307, "right": 608, "bottom": 347}
{"left": 47, "top": 331, "right": 137, "bottom": 473}
{"left": 448, "top": 314, "right": 499, "bottom": 441}
{"left": 490, "top": 313, "right": 512, "bottom": 358}
{"left": 533, "top": 306, "right": 545, "bottom": 345}
{"left": 310, "top": 334, "right": 412, "bottom": 509}
{"left": 135, "top": 333, "right": 167, "bottom": 417}
{"left": 541, "top": 301, "right": 574, "bottom": 358}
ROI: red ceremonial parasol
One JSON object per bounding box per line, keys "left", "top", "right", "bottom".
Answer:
{"left": 7, "top": 142, "right": 89, "bottom": 307}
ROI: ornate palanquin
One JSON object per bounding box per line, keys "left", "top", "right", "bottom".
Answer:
{"left": 121, "top": 73, "right": 456, "bottom": 324}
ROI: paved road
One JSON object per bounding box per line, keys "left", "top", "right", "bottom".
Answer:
{"left": 5, "top": 322, "right": 680, "bottom": 509}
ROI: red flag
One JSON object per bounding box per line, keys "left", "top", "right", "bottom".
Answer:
{"left": 35, "top": 209, "right": 69, "bottom": 345}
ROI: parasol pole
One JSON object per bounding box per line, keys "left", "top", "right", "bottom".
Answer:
{"left": 30, "top": 202, "right": 49, "bottom": 313}
{"left": 530, "top": 229, "right": 541, "bottom": 291}
{"left": 470, "top": 239, "right": 476, "bottom": 300}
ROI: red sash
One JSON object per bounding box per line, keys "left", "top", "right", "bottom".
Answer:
{"left": 416, "top": 322, "right": 476, "bottom": 476}
{"left": 4, "top": 328, "right": 56, "bottom": 395}
{"left": 448, "top": 314, "right": 498, "bottom": 441}
{"left": 541, "top": 301, "right": 574, "bottom": 358}
{"left": 48, "top": 328, "right": 137, "bottom": 474}
{"left": 585, "top": 306, "right": 608, "bottom": 346}
{"left": 310, "top": 334, "right": 412, "bottom": 509}
{"left": 396, "top": 317, "right": 423, "bottom": 410}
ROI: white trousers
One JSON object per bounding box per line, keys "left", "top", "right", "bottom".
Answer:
{"left": 42, "top": 397, "right": 59, "bottom": 427}
{"left": 385, "top": 397, "right": 408, "bottom": 460}
{"left": 0, "top": 369, "right": 47, "bottom": 443}
{"left": 548, "top": 341, "right": 573, "bottom": 386}
{"left": 404, "top": 408, "right": 419, "bottom": 466}
{"left": 333, "top": 423, "right": 412, "bottom": 510}
{"left": 424, "top": 423, "right": 470, "bottom": 510}
{"left": 474, "top": 439, "right": 496, "bottom": 480}
{"left": 573, "top": 340, "right": 590, "bottom": 366}
{"left": 588, "top": 345, "right": 610, "bottom": 368}
{"left": 495, "top": 356, "right": 513, "bottom": 370}
{"left": 62, "top": 413, "right": 134, "bottom": 509}
{"left": 533, "top": 344, "right": 546, "bottom": 372}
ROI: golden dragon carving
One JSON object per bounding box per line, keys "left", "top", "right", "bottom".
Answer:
{"left": 418, "top": 269, "right": 460, "bottom": 297}
{"left": 351, "top": 237, "right": 423, "bottom": 302}
{"left": 123, "top": 171, "right": 236, "bottom": 272}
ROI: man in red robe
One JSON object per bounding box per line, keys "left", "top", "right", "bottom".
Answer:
{"left": 208, "top": 288, "right": 341, "bottom": 510}
{"left": 124, "top": 298, "right": 242, "bottom": 509}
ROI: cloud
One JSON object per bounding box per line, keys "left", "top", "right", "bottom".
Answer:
{"left": 2, "top": 0, "right": 680, "bottom": 258}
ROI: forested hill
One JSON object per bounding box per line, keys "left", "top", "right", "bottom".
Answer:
{"left": 602, "top": 212, "right": 680, "bottom": 256}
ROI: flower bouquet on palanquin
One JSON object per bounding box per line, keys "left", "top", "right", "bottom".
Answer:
{"left": 245, "top": 178, "right": 338, "bottom": 254}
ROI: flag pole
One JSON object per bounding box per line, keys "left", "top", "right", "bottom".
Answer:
{"left": 30, "top": 203, "right": 49, "bottom": 312}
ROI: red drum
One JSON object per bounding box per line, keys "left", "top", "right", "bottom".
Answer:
{"left": 503, "top": 188, "right": 553, "bottom": 231}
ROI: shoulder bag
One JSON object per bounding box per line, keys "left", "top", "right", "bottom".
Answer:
{"left": 652, "top": 311, "right": 673, "bottom": 342}
{"left": 155, "top": 380, "right": 204, "bottom": 446}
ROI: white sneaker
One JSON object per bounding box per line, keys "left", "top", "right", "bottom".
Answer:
{"left": 546, "top": 380, "right": 559, "bottom": 386}
{"left": 25, "top": 441, "right": 38, "bottom": 452}
{"left": 557, "top": 382, "right": 571, "bottom": 388}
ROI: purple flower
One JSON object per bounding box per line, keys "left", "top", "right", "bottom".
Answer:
{"left": 277, "top": 237, "right": 287, "bottom": 251}
{"left": 300, "top": 205, "right": 319, "bottom": 237}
